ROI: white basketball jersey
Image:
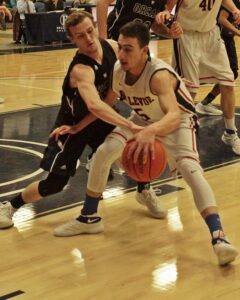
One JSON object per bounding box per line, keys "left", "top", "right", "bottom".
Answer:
{"left": 112, "top": 57, "right": 196, "bottom": 129}
{"left": 176, "top": 0, "right": 222, "bottom": 32}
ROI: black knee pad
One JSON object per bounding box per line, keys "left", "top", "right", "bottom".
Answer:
{"left": 38, "top": 173, "right": 70, "bottom": 197}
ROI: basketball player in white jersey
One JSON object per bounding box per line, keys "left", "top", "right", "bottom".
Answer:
{"left": 156, "top": 0, "right": 240, "bottom": 155}
{"left": 54, "top": 22, "right": 238, "bottom": 266}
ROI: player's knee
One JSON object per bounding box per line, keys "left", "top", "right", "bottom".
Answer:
{"left": 38, "top": 173, "right": 69, "bottom": 197}
{"left": 95, "top": 137, "right": 124, "bottom": 164}
{"left": 177, "top": 158, "right": 202, "bottom": 177}
{"left": 220, "top": 84, "right": 234, "bottom": 93}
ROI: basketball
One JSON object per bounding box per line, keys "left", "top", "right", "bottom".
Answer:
{"left": 121, "top": 139, "right": 167, "bottom": 182}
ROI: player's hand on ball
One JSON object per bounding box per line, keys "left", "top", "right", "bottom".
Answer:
{"left": 129, "top": 129, "right": 156, "bottom": 164}
{"left": 128, "top": 121, "right": 144, "bottom": 134}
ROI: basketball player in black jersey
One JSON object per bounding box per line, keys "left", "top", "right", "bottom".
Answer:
{"left": 96, "top": 0, "right": 182, "bottom": 40}
{"left": 0, "top": 11, "right": 117, "bottom": 229}
{"left": 0, "top": 11, "right": 167, "bottom": 231}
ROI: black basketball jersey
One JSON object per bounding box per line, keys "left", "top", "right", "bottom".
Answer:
{"left": 107, "top": 0, "right": 167, "bottom": 40}
{"left": 59, "top": 40, "right": 117, "bottom": 125}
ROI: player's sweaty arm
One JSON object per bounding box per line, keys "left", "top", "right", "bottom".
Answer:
{"left": 143, "top": 70, "right": 181, "bottom": 137}
{"left": 76, "top": 64, "right": 142, "bottom": 132}
{"left": 96, "top": 0, "right": 114, "bottom": 39}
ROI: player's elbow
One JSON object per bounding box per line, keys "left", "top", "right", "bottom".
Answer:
{"left": 87, "top": 101, "right": 100, "bottom": 114}
{"left": 172, "top": 111, "right": 181, "bottom": 130}
{"left": 87, "top": 101, "right": 105, "bottom": 119}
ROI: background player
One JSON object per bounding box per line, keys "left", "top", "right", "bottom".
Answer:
{"left": 156, "top": 0, "right": 240, "bottom": 155}
{"left": 96, "top": 0, "right": 182, "bottom": 40}
{"left": 197, "top": 0, "right": 240, "bottom": 116}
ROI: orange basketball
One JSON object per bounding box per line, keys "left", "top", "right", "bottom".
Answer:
{"left": 121, "top": 139, "right": 167, "bottom": 182}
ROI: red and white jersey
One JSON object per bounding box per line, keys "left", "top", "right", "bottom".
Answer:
{"left": 112, "top": 57, "right": 196, "bottom": 129}
{"left": 176, "top": 0, "right": 222, "bottom": 32}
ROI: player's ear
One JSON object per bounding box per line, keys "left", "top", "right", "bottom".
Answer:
{"left": 143, "top": 45, "right": 149, "bottom": 55}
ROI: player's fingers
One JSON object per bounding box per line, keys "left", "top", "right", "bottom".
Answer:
{"left": 49, "top": 129, "right": 57, "bottom": 139}
{"left": 126, "top": 139, "right": 137, "bottom": 159}
{"left": 150, "top": 143, "right": 155, "bottom": 161}
{"left": 156, "top": 11, "right": 169, "bottom": 24}
{"left": 142, "top": 144, "right": 150, "bottom": 164}
{"left": 132, "top": 142, "right": 145, "bottom": 164}
{"left": 59, "top": 126, "right": 69, "bottom": 135}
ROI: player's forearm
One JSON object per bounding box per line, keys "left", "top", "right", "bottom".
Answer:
{"left": 80, "top": 83, "right": 132, "bottom": 130}
{"left": 222, "top": 0, "right": 238, "bottom": 13}
{"left": 148, "top": 111, "right": 181, "bottom": 137}
{"left": 219, "top": 12, "right": 240, "bottom": 35}
{"left": 87, "top": 98, "right": 133, "bottom": 130}
{"left": 151, "top": 22, "right": 170, "bottom": 37}
{"left": 220, "top": 18, "right": 240, "bottom": 35}
{"left": 96, "top": 0, "right": 111, "bottom": 39}
{"left": 72, "top": 113, "right": 98, "bottom": 133}
{"left": 165, "top": 0, "right": 177, "bottom": 12}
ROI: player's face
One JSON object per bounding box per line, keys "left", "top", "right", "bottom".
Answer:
{"left": 69, "top": 17, "right": 98, "bottom": 53}
{"left": 118, "top": 35, "right": 148, "bottom": 72}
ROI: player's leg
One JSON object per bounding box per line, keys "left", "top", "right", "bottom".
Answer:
{"left": 177, "top": 157, "right": 238, "bottom": 265}
{"left": 54, "top": 129, "right": 127, "bottom": 237}
{"left": 162, "top": 128, "right": 238, "bottom": 265}
{"left": 196, "top": 84, "right": 222, "bottom": 116}
{"left": 219, "top": 84, "right": 240, "bottom": 155}
{"left": 198, "top": 27, "right": 240, "bottom": 155}
{"left": 54, "top": 125, "right": 167, "bottom": 237}
{"left": 0, "top": 173, "right": 70, "bottom": 229}
{"left": 197, "top": 35, "right": 237, "bottom": 116}
{"left": 166, "top": 126, "right": 238, "bottom": 265}
{"left": 0, "top": 129, "right": 86, "bottom": 229}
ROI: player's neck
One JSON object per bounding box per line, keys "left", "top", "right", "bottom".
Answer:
{"left": 81, "top": 40, "right": 103, "bottom": 64}
{"left": 125, "top": 56, "right": 148, "bottom": 85}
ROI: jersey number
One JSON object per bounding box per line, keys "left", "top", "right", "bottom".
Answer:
{"left": 199, "top": 0, "right": 215, "bottom": 11}
{"left": 134, "top": 108, "right": 150, "bottom": 121}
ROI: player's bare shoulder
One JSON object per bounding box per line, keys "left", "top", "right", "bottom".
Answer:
{"left": 106, "top": 39, "right": 119, "bottom": 56}
{"left": 150, "top": 69, "right": 175, "bottom": 95}
{"left": 70, "top": 64, "right": 95, "bottom": 87}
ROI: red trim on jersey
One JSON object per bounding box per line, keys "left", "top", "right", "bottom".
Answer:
{"left": 191, "top": 127, "right": 197, "bottom": 152}
{"left": 177, "top": 41, "right": 183, "bottom": 76}
{"left": 110, "top": 131, "right": 128, "bottom": 142}
{"left": 178, "top": 87, "right": 194, "bottom": 104}
{"left": 200, "top": 76, "right": 234, "bottom": 83}
{"left": 178, "top": 104, "right": 191, "bottom": 114}
{"left": 177, "top": 155, "right": 199, "bottom": 164}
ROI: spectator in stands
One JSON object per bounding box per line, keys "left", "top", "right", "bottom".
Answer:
{"left": 71, "top": 0, "right": 92, "bottom": 13}
{"left": 45, "top": 0, "right": 64, "bottom": 11}
{"left": 0, "top": 4, "right": 12, "bottom": 30}
{"left": 16, "top": 0, "right": 36, "bottom": 43}
{"left": 34, "top": 0, "right": 46, "bottom": 12}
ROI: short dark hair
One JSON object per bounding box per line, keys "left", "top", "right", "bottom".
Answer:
{"left": 119, "top": 21, "right": 150, "bottom": 48}
{"left": 65, "top": 11, "right": 95, "bottom": 38}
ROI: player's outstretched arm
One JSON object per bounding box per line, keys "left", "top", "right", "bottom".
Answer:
{"left": 96, "top": 0, "right": 114, "bottom": 39}
{"left": 155, "top": 0, "right": 177, "bottom": 24}
{"left": 151, "top": 20, "right": 183, "bottom": 39}
{"left": 222, "top": 0, "right": 240, "bottom": 23}
{"left": 218, "top": 8, "right": 240, "bottom": 36}
{"left": 74, "top": 64, "right": 142, "bottom": 132}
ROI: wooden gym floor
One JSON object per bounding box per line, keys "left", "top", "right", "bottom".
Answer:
{"left": 0, "top": 27, "right": 240, "bottom": 300}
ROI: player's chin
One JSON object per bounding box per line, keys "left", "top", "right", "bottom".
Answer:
{"left": 120, "top": 62, "right": 128, "bottom": 70}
